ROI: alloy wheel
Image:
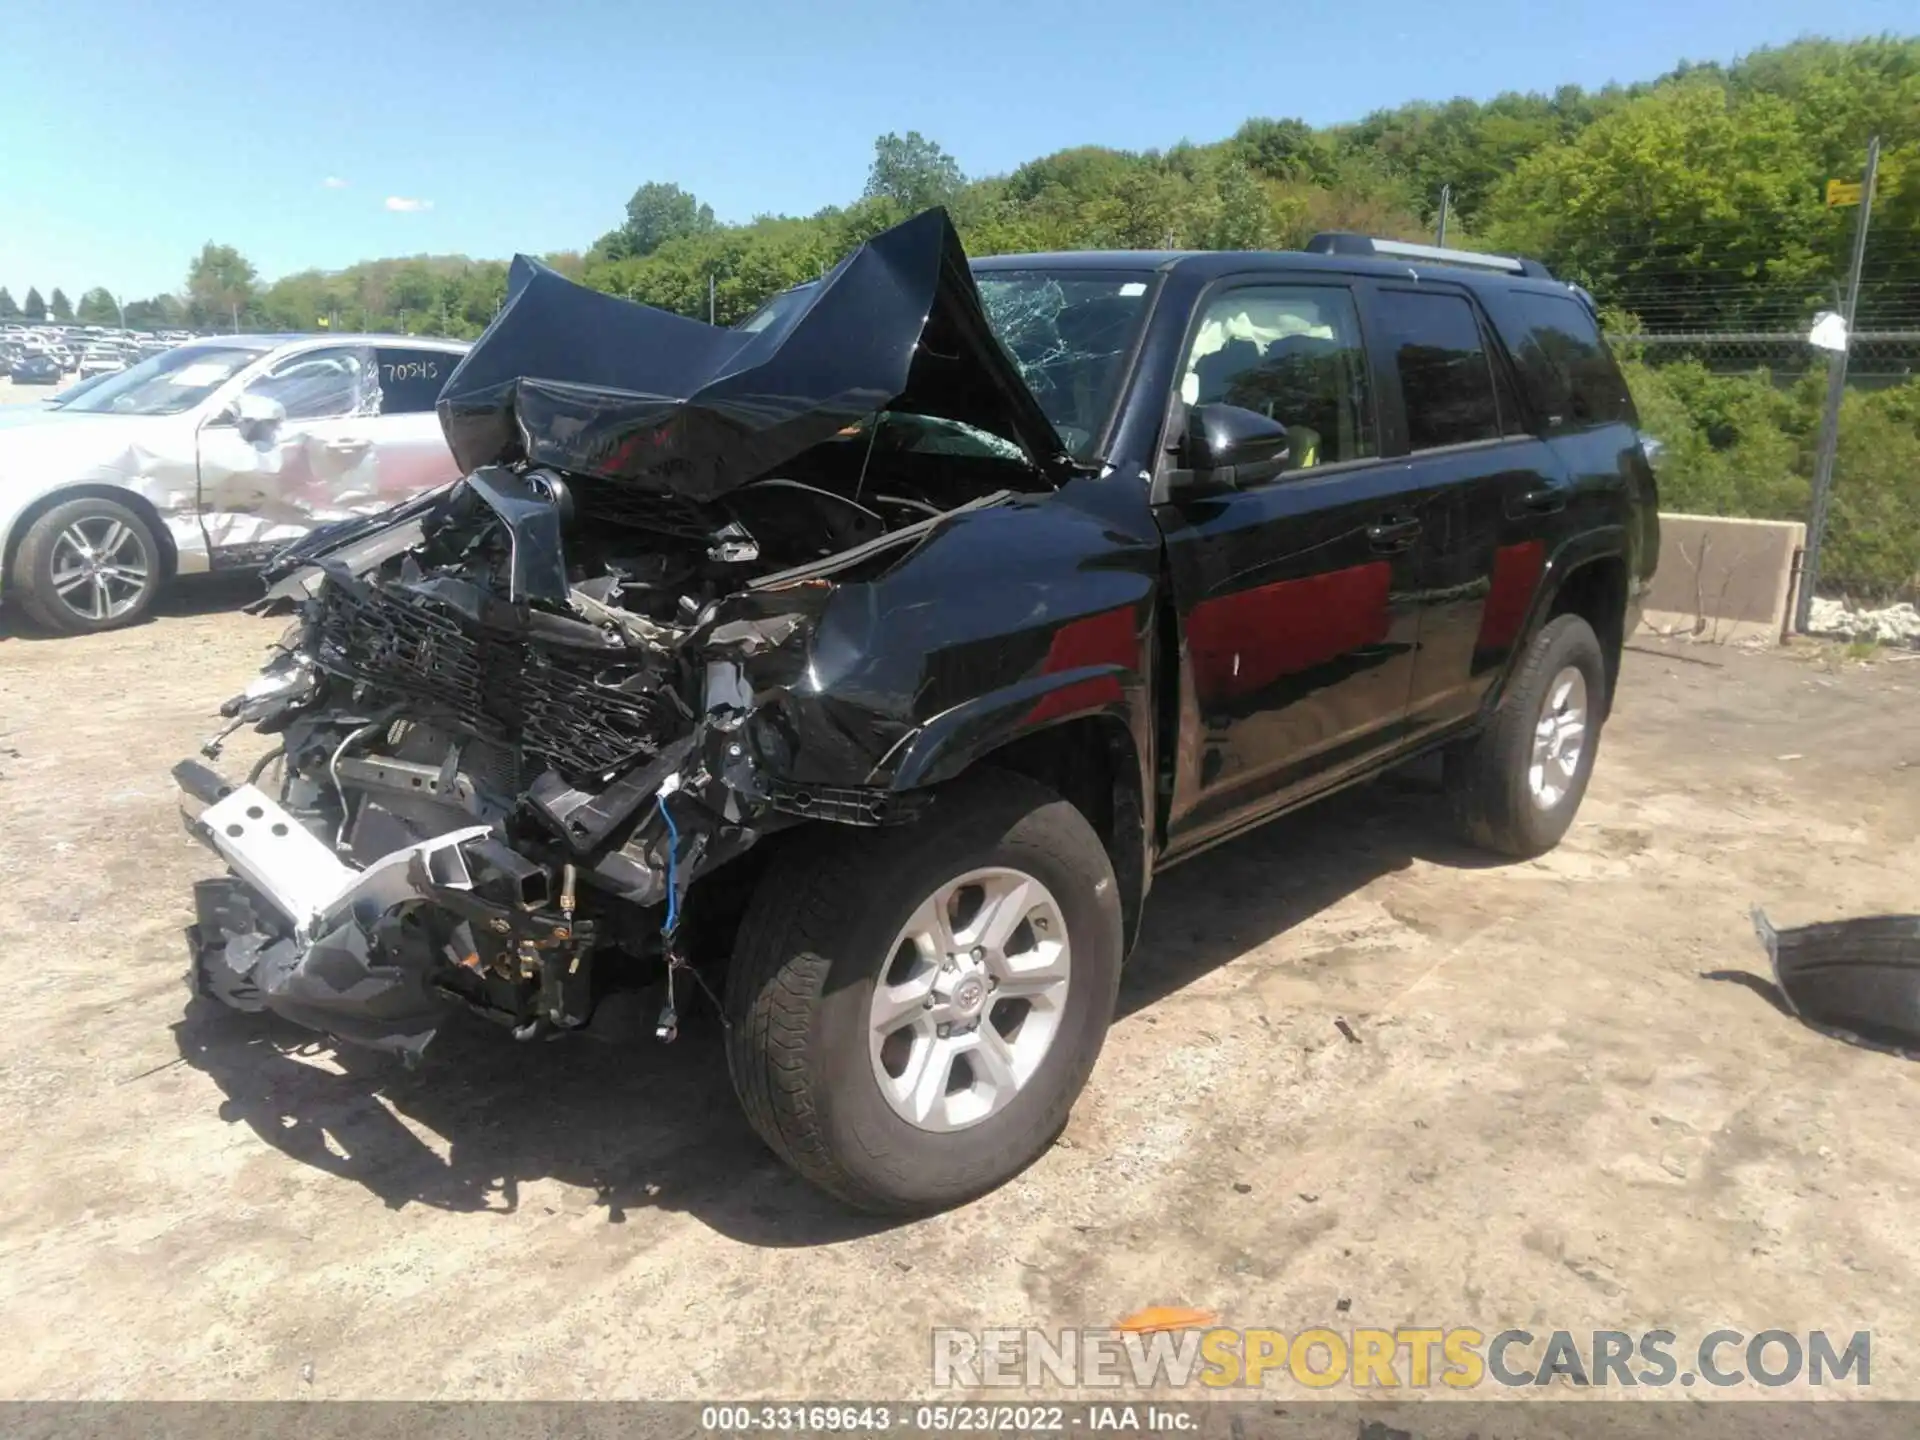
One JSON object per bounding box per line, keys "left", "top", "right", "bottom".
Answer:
{"left": 868, "top": 866, "right": 1072, "bottom": 1133}
{"left": 1528, "top": 665, "right": 1588, "bottom": 810}
{"left": 48, "top": 517, "right": 150, "bottom": 624}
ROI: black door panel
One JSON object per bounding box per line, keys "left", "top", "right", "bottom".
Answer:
{"left": 1157, "top": 459, "right": 1431, "bottom": 847}
{"left": 1152, "top": 278, "right": 1430, "bottom": 856}
{"left": 1401, "top": 438, "right": 1568, "bottom": 731}
{"left": 1361, "top": 281, "right": 1569, "bottom": 733}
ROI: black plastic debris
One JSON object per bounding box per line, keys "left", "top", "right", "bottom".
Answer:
{"left": 1752, "top": 907, "right": 1920, "bottom": 1054}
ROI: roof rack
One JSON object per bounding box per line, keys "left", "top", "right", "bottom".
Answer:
{"left": 1304, "top": 232, "right": 1554, "bottom": 279}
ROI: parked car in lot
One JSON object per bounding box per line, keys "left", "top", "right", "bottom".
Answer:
{"left": 76, "top": 347, "right": 128, "bottom": 379}
{"left": 8, "top": 352, "right": 63, "bottom": 385}
{"left": 0, "top": 334, "right": 470, "bottom": 632}
{"left": 176, "top": 212, "right": 1656, "bottom": 1213}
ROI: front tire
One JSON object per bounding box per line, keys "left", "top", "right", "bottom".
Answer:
{"left": 13, "top": 495, "right": 163, "bottom": 634}
{"left": 1445, "top": 613, "right": 1607, "bottom": 858}
{"left": 725, "top": 770, "right": 1122, "bottom": 1214}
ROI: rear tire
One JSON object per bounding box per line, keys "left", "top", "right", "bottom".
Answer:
{"left": 725, "top": 770, "right": 1122, "bottom": 1214}
{"left": 1445, "top": 613, "right": 1607, "bottom": 858}
{"left": 13, "top": 495, "right": 164, "bottom": 635}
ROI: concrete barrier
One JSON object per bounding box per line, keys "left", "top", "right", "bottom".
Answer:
{"left": 1641, "top": 512, "right": 1805, "bottom": 644}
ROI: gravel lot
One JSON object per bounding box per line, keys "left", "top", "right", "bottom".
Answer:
{"left": 0, "top": 376, "right": 62, "bottom": 406}
{"left": 0, "top": 592, "right": 1916, "bottom": 1402}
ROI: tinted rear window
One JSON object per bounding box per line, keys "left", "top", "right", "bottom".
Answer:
{"left": 376, "top": 348, "right": 457, "bottom": 415}
{"left": 1494, "top": 291, "right": 1634, "bottom": 432}
{"left": 1375, "top": 290, "right": 1501, "bottom": 451}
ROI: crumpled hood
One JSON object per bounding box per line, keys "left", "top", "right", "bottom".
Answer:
{"left": 0, "top": 411, "right": 183, "bottom": 484}
{"left": 435, "top": 207, "right": 1072, "bottom": 502}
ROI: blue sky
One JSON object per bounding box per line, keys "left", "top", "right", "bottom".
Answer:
{"left": 0, "top": 0, "right": 1907, "bottom": 301}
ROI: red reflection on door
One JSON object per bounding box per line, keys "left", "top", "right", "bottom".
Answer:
{"left": 1477, "top": 540, "right": 1545, "bottom": 652}
{"left": 1023, "top": 607, "right": 1137, "bottom": 725}
{"left": 1186, "top": 562, "right": 1391, "bottom": 700}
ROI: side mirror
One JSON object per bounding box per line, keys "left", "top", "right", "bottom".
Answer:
{"left": 1175, "top": 403, "right": 1290, "bottom": 494}
{"left": 234, "top": 391, "right": 286, "bottom": 442}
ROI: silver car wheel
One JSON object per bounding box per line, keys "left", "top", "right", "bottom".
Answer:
{"left": 1528, "top": 665, "right": 1589, "bottom": 810}
{"left": 868, "top": 865, "right": 1072, "bottom": 1134}
{"left": 48, "top": 517, "right": 150, "bottom": 623}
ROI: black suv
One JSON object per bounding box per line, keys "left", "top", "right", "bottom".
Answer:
{"left": 177, "top": 210, "right": 1657, "bottom": 1213}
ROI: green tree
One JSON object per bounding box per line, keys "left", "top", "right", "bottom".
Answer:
{"left": 0, "top": 288, "right": 16, "bottom": 320}
{"left": 186, "top": 242, "right": 258, "bottom": 329}
{"left": 123, "top": 294, "right": 183, "bottom": 330}
{"left": 48, "top": 288, "right": 72, "bottom": 321}
{"left": 596, "top": 182, "right": 717, "bottom": 261}
{"left": 1203, "top": 160, "right": 1278, "bottom": 250}
{"left": 76, "top": 288, "right": 119, "bottom": 325}
{"left": 1480, "top": 78, "right": 1842, "bottom": 329}
{"left": 1231, "top": 117, "right": 1336, "bottom": 185}
{"left": 22, "top": 287, "right": 45, "bottom": 320}
{"left": 1341, "top": 90, "right": 1592, "bottom": 227}
{"left": 865, "top": 131, "right": 965, "bottom": 213}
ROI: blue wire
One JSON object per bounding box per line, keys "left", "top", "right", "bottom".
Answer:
{"left": 659, "top": 795, "right": 681, "bottom": 936}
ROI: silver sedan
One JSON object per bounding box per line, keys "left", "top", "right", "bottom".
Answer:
{"left": 0, "top": 334, "right": 469, "bottom": 633}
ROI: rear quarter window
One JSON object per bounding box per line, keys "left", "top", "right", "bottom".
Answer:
{"left": 375, "top": 347, "right": 457, "bottom": 415}
{"left": 1491, "top": 290, "right": 1635, "bottom": 433}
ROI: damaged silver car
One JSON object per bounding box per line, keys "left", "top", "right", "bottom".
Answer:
{"left": 0, "top": 335, "right": 467, "bottom": 633}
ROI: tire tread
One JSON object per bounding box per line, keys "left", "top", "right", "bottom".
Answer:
{"left": 724, "top": 770, "right": 1117, "bottom": 1212}
{"left": 1446, "top": 613, "right": 1605, "bottom": 858}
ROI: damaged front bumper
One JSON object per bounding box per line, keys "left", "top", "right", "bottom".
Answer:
{"left": 178, "top": 760, "right": 597, "bottom": 1062}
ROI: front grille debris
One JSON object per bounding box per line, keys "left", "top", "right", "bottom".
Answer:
{"left": 312, "top": 578, "right": 684, "bottom": 780}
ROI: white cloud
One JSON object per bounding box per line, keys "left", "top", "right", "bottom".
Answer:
{"left": 384, "top": 196, "right": 433, "bottom": 213}
{"left": 322, "top": 176, "right": 350, "bottom": 189}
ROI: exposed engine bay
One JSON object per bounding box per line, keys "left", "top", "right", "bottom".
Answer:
{"left": 177, "top": 208, "right": 1080, "bottom": 1060}
{"left": 180, "top": 420, "right": 1041, "bottom": 1059}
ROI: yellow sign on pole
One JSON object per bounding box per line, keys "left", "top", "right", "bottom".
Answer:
{"left": 1827, "top": 179, "right": 1863, "bottom": 207}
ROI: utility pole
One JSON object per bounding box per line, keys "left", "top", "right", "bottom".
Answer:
{"left": 1435, "top": 185, "right": 1452, "bottom": 247}
{"left": 708, "top": 272, "right": 716, "bottom": 325}
{"left": 1795, "top": 135, "right": 1880, "bottom": 632}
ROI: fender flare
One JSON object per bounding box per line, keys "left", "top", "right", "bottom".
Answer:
{"left": 881, "top": 664, "right": 1138, "bottom": 792}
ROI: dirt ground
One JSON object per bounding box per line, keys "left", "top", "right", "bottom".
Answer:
{"left": 0, "top": 377, "right": 61, "bottom": 406}
{"left": 0, "top": 584, "right": 1916, "bottom": 1403}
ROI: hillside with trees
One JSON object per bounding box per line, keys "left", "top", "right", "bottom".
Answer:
{"left": 8, "top": 38, "right": 1916, "bottom": 592}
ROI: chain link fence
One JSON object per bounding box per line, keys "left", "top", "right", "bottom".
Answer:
{"left": 1598, "top": 322, "right": 1920, "bottom": 606}
{"left": 1608, "top": 331, "right": 1920, "bottom": 385}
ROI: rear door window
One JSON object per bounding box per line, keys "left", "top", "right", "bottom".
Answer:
{"left": 1373, "top": 290, "right": 1501, "bottom": 451}
{"left": 374, "top": 347, "right": 456, "bottom": 415}
{"left": 1494, "top": 291, "right": 1634, "bottom": 432}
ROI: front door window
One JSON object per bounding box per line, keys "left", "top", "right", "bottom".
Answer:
{"left": 1181, "top": 286, "right": 1377, "bottom": 472}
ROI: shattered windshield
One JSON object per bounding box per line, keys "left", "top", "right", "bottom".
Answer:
{"left": 57, "top": 344, "right": 266, "bottom": 416}
{"left": 974, "top": 270, "right": 1153, "bottom": 459}
{"left": 732, "top": 267, "right": 1155, "bottom": 462}
{"left": 733, "top": 282, "right": 817, "bottom": 339}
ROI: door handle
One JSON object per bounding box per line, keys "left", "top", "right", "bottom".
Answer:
{"left": 1516, "top": 486, "right": 1568, "bottom": 515}
{"left": 1366, "top": 516, "right": 1422, "bottom": 552}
